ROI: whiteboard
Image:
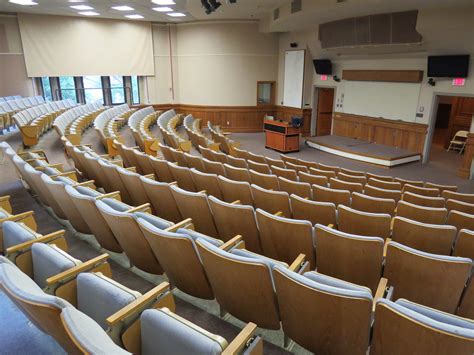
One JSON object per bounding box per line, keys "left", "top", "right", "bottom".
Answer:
{"left": 283, "top": 50, "right": 305, "bottom": 108}
{"left": 343, "top": 81, "right": 421, "bottom": 121}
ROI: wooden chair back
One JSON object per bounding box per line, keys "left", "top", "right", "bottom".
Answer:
{"left": 208, "top": 196, "right": 262, "bottom": 254}
{"left": 249, "top": 170, "right": 279, "bottom": 191}
{"left": 226, "top": 155, "right": 248, "bottom": 169}
{"left": 190, "top": 168, "right": 223, "bottom": 200}
{"left": 271, "top": 165, "right": 297, "bottom": 181}
{"left": 337, "top": 172, "right": 367, "bottom": 185}
{"left": 140, "top": 176, "right": 182, "bottom": 223}
{"left": 368, "top": 178, "right": 401, "bottom": 191}
{"left": 247, "top": 152, "right": 266, "bottom": 164}
{"left": 133, "top": 150, "right": 155, "bottom": 175}
{"left": 312, "top": 184, "right": 350, "bottom": 206}
{"left": 330, "top": 178, "right": 363, "bottom": 194}
{"left": 117, "top": 168, "right": 150, "bottom": 206}
{"left": 402, "top": 191, "right": 445, "bottom": 208}
{"left": 396, "top": 200, "right": 448, "bottom": 224}
{"left": 264, "top": 156, "right": 285, "bottom": 168}
{"left": 256, "top": 208, "right": 315, "bottom": 268}
{"left": 317, "top": 163, "right": 340, "bottom": 174}
{"left": 298, "top": 171, "right": 328, "bottom": 187}
{"left": 149, "top": 156, "right": 174, "bottom": 183}
{"left": 364, "top": 184, "right": 402, "bottom": 202}
{"left": 403, "top": 184, "right": 440, "bottom": 197}
{"left": 284, "top": 161, "right": 309, "bottom": 174}
{"left": 384, "top": 241, "right": 471, "bottom": 312}
{"left": 247, "top": 160, "right": 271, "bottom": 174}
{"left": 446, "top": 199, "right": 474, "bottom": 215}
{"left": 224, "top": 164, "right": 252, "bottom": 183}
{"left": 351, "top": 192, "right": 395, "bottom": 216}
{"left": 217, "top": 176, "right": 254, "bottom": 206}
{"left": 453, "top": 229, "right": 474, "bottom": 260}
{"left": 315, "top": 224, "right": 384, "bottom": 294}
{"left": 202, "top": 158, "right": 226, "bottom": 176}
{"left": 337, "top": 205, "right": 391, "bottom": 240}
{"left": 167, "top": 162, "right": 197, "bottom": 192}
{"left": 366, "top": 172, "right": 393, "bottom": 182}
{"left": 394, "top": 177, "right": 424, "bottom": 188}
{"left": 290, "top": 195, "right": 336, "bottom": 226}
{"left": 425, "top": 182, "right": 458, "bottom": 193}
{"left": 442, "top": 190, "right": 474, "bottom": 204}
{"left": 309, "top": 167, "right": 336, "bottom": 179}
{"left": 184, "top": 153, "right": 205, "bottom": 172}
{"left": 447, "top": 210, "right": 474, "bottom": 231}
{"left": 277, "top": 177, "right": 312, "bottom": 199}
{"left": 392, "top": 216, "right": 457, "bottom": 255}
{"left": 339, "top": 167, "right": 365, "bottom": 177}
{"left": 251, "top": 184, "right": 291, "bottom": 217}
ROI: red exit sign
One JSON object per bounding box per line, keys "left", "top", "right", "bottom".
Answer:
{"left": 320, "top": 75, "right": 328, "bottom": 81}
{"left": 452, "top": 78, "right": 466, "bottom": 86}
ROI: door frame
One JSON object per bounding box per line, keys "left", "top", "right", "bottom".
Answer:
{"left": 311, "top": 85, "right": 337, "bottom": 137}
{"left": 424, "top": 92, "right": 474, "bottom": 163}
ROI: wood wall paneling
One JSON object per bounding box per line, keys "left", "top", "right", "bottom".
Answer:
{"left": 458, "top": 133, "right": 474, "bottom": 179}
{"left": 333, "top": 113, "right": 428, "bottom": 154}
{"left": 446, "top": 97, "right": 474, "bottom": 148}
{"left": 342, "top": 70, "right": 424, "bottom": 83}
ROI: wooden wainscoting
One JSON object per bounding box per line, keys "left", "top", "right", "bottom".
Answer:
{"left": 139, "top": 103, "right": 312, "bottom": 134}
{"left": 332, "top": 113, "right": 428, "bottom": 154}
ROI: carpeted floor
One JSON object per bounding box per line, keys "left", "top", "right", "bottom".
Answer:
{"left": 0, "top": 123, "right": 472, "bottom": 354}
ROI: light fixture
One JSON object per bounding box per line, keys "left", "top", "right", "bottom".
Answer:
{"left": 152, "top": 6, "right": 173, "bottom": 12}
{"left": 112, "top": 5, "right": 134, "bottom": 11}
{"left": 70, "top": 4, "right": 94, "bottom": 10}
{"left": 78, "top": 11, "right": 100, "bottom": 16}
{"left": 9, "top": 0, "right": 38, "bottom": 5}
{"left": 125, "top": 14, "right": 144, "bottom": 19}
{"left": 151, "top": 0, "right": 175, "bottom": 5}
{"left": 167, "top": 12, "right": 185, "bottom": 17}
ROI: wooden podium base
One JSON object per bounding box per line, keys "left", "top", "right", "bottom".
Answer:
{"left": 264, "top": 120, "right": 300, "bottom": 153}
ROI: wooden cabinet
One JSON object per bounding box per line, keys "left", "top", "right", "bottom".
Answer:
{"left": 264, "top": 120, "right": 300, "bottom": 153}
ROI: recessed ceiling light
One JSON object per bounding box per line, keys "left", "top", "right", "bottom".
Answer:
{"left": 151, "top": 0, "right": 175, "bottom": 5}
{"left": 167, "top": 12, "right": 185, "bottom": 17}
{"left": 152, "top": 6, "right": 173, "bottom": 12}
{"left": 70, "top": 5, "right": 94, "bottom": 10}
{"left": 112, "top": 5, "right": 134, "bottom": 11}
{"left": 125, "top": 14, "right": 144, "bottom": 19}
{"left": 9, "top": 0, "right": 38, "bottom": 5}
{"left": 78, "top": 11, "right": 100, "bottom": 16}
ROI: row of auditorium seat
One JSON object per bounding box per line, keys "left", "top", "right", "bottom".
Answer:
{"left": 0, "top": 95, "right": 21, "bottom": 102}
{"left": 13, "top": 99, "right": 77, "bottom": 146}
{"left": 53, "top": 101, "right": 104, "bottom": 145}
{"left": 93, "top": 103, "right": 136, "bottom": 154}
{"left": 207, "top": 120, "right": 240, "bottom": 154}
{"left": 183, "top": 114, "right": 221, "bottom": 151}
{"left": 0, "top": 95, "right": 45, "bottom": 131}
{"left": 128, "top": 106, "right": 162, "bottom": 155}
{"left": 157, "top": 109, "right": 193, "bottom": 152}
{"left": 2, "top": 140, "right": 473, "bottom": 353}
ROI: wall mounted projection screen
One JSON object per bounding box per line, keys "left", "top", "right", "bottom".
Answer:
{"left": 283, "top": 49, "right": 305, "bottom": 108}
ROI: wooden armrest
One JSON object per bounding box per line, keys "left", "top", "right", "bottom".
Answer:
{"left": 95, "top": 191, "right": 121, "bottom": 200}
{"left": 50, "top": 171, "right": 77, "bottom": 180}
{"left": 165, "top": 218, "right": 193, "bottom": 232}
{"left": 144, "top": 174, "right": 155, "bottom": 180}
{"left": 373, "top": 277, "right": 388, "bottom": 312}
{"left": 274, "top": 211, "right": 284, "bottom": 217}
{"left": 169, "top": 181, "right": 178, "bottom": 186}
{"left": 126, "top": 167, "right": 137, "bottom": 173}
{"left": 231, "top": 200, "right": 241, "bottom": 205}
{"left": 106, "top": 282, "right": 170, "bottom": 327}
{"left": 223, "top": 323, "right": 259, "bottom": 355}
{"left": 73, "top": 180, "right": 95, "bottom": 188}
{"left": 99, "top": 154, "right": 112, "bottom": 159}
{"left": 126, "top": 203, "right": 151, "bottom": 214}
{"left": 46, "top": 254, "right": 109, "bottom": 286}
{"left": 328, "top": 224, "right": 335, "bottom": 229}
{"left": 220, "top": 235, "right": 243, "bottom": 251}
{"left": 383, "top": 238, "right": 392, "bottom": 258}
{"left": 0, "top": 195, "right": 11, "bottom": 202}
{"left": 0, "top": 210, "right": 35, "bottom": 224}
{"left": 198, "top": 190, "right": 206, "bottom": 194}
{"left": 35, "top": 163, "right": 63, "bottom": 171}
{"left": 18, "top": 149, "right": 46, "bottom": 157}
{"left": 288, "top": 254, "right": 306, "bottom": 272}
{"left": 6, "top": 230, "right": 65, "bottom": 255}
{"left": 25, "top": 157, "right": 47, "bottom": 163}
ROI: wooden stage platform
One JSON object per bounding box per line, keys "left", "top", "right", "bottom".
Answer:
{"left": 305, "top": 135, "right": 421, "bottom": 167}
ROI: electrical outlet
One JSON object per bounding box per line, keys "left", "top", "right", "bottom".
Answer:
{"left": 227, "top": 121, "right": 230, "bottom": 125}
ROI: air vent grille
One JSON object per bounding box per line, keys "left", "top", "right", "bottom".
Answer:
{"left": 291, "top": 0, "right": 302, "bottom": 14}
{"left": 273, "top": 8, "right": 280, "bottom": 20}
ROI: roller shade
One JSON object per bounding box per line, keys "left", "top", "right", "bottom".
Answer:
{"left": 18, "top": 13, "right": 154, "bottom": 77}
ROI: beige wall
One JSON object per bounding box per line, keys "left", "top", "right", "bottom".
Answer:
{"left": 0, "top": 15, "right": 34, "bottom": 97}
{"left": 146, "top": 22, "right": 279, "bottom": 106}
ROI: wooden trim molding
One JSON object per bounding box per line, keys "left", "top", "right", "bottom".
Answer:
{"left": 458, "top": 133, "right": 474, "bottom": 179}
{"left": 332, "top": 113, "right": 428, "bottom": 154}
{"left": 342, "top": 70, "right": 424, "bottom": 83}
{"left": 134, "top": 103, "right": 312, "bottom": 135}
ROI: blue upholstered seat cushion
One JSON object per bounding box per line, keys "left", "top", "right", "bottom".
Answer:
{"left": 275, "top": 266, "right": 373, "bottom": 300}
{"left": 0, "top": 208, "right": 8, "bottom": 218}
{"left": 389, "top": 241, "right": 473, "bottom": 263}
{"left": 75, "top": 186, "right": 101, "bottom": 197}
{"left": 76, "top": 273, "right": 141, "bottom": 329}
{"left": 55, "top": 176, "right": 76, "bottom": 185}
{"left": 378, "top": 298, "right": 474, "bottom": 339}
{"left": 31, "top": 243, "right": 81, "bottom": 289}
{"left": 99, "top": 198, "right": 131, "bottom": 212}
{"left": 0, "top": 262, "right": 71, "bottom": 309}
{"left": 2, "top": 221, "right": 36, "bottom": 250}
{"left": 43, "top": 167, "right": 61, "bottom": 176}
{"left": 134, "top": 212, "right": 173, "bottom": 229}
{"left": 176, "top": 228, "right": 223, "bottom": 247}
{"left": 61, "top": 306, "right": 131, "bottom": 355}
{"left": 140, "top": 308, "right": 226, "bottom": 355}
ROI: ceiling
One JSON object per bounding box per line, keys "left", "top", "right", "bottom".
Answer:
{"left": 0, "top": 0, "right": 287, "bottom": 23}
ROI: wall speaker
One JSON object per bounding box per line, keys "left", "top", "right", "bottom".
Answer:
{"left": 290, "top": 42, "right": 298, "bottom": 48}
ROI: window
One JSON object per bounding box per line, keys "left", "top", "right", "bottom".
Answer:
{"left": 83, "top": 76, "right": 104, "bottom": 104}
{"left": 131, "top": 76, "right": 140, "bottom": 104}
{"left": 110, "top": 76, "right": 125, "bottom": 104}
{"left": 59, "top": 76, "right": 77, "bottom": 102}
{"left": 257, "top": 81, "right": 275, "bottom": 105}
{"left": 41, "top": 77, "right": 52, "bottom": 101}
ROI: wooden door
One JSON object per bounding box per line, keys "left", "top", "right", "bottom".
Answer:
{"left": 316, "top": 88, "right": 334, "bottom": 136}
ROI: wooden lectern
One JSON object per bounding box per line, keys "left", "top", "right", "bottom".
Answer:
{"left": 264, "top": 120, "right": 300, "bottom": 153}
